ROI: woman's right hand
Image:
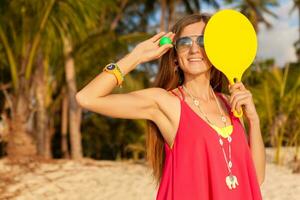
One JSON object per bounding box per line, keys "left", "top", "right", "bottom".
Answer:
{"left": 132, "top": 31, "right": 175, "bottom": 64}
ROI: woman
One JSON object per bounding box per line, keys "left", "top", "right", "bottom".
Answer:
{"left": 76, "top": 13, "right": 266, "bottom": 200}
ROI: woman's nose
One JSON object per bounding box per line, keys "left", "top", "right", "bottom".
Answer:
{"left": 189, "top": 40, "right": 201, "bottom": 53}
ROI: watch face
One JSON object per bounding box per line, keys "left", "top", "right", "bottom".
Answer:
{"left": 107, "top": 64, "right": 115, "bottom": 70}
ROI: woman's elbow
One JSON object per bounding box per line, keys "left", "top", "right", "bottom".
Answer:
{"left": 75, "top": 92, "right": 88, "bottom": 108}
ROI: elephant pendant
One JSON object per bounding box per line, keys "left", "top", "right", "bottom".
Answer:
{"left": 225, "top": 174, "right": 239, "bottom": 189}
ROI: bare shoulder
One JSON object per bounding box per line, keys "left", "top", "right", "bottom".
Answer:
{"left": 147, "top": 87, "right": 181, "bottom": 115}
{"left": 130, "top": 87, "right": 167, "bottom": 101}
{"left": 139, "top": 86, "right": 179, "bottom": 103}
{"left": 121, "top": 86, "right": 180, "bottom": 120}
{"left": 136, "top": 87, "right": 178, "bottom": 107}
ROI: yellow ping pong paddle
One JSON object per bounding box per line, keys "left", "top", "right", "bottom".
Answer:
{"left": 204, "top": 9, "right": 258, "bottom": 118}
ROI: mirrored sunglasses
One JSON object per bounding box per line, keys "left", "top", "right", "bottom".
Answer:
{"left": 174, "top": 35, "right": 204, "bottom": 52}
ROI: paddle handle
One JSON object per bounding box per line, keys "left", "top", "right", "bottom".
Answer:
{"left": 229, "top": 79, "right": 243, "bottom": 118}
{"left": 233, "top": 109, "right": 243, "bottom": 118}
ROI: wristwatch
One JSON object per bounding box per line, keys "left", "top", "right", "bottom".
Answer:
{"left": 103, "top": 63, "right": 124, "bottom": 87}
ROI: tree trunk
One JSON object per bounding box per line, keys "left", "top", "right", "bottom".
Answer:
{"left": 167, "top": 0, "right": 175, "bottom": 30}
{"left": 7, "top": 91, "right": 37, "bottom": 158}
{"left": 61, "top": 88, "right": 70, "bottom": 158}
{"left": 63, "top": 36, "right": 82, "bottom": 160}
{"left": 272, "top": 113, "right": 287, "bottom": 164}
{"left": 45, "top": 110, "right": 54, "bottom": 158}
{"left": 35, "top": 53, "right": 48, "bottom": 158}
{"left": 160, "top": 0, "right": 166, "bottom": 32}
{"left": 110, "top": 0, "right": 128, "bottom": 31}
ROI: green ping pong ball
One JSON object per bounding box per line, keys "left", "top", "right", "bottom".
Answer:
{"left": 159, "top": 36, "right": 172, "bottom": 46}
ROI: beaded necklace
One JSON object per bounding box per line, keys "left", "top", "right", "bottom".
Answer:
{"left": 182, "top": 85, "right": 239, "bottom": 190}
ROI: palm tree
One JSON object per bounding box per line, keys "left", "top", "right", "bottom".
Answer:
{"left": 0, "top": 0, "right": 57, "bottom": 157}
{"left": 159, "top": 0, "right": 221, "bottom": 32}
{"left": 224, "top": 0, "right": 279, "bottom": 32}
{"left": 0, "top": 0, "right": 101, "bottom": 159}
{"left": 182, "top": 0, "right": 220, "bottom": 13}
{"left": 249, "top": 63, "right": 300, "bottom": 165}
{"left": 63, "top": 36, "right": 83, "bottom": 159}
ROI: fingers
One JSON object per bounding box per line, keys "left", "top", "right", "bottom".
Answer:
{"left": 228, "top": 81, "right": 245, "bottom": 93}
{"left": 228, "top": 81, "right": 251, "bottom": 112}
{"left": 169, "top": 32, "right": 176, "bottom": 42}
{"left": 153, "top": 31, "right": 175, "bottom": 57}
{"left": 150, "top": 31, "right": 166, "bottom": 43}
{"left": 229, "top": 90, "right": 250, "bottom": 104}
{"left": 156, "top": 43, "right": 173, "bottom": 58}
{"left": 231, "top": 93, "right": 249, "bottom": 112}
{"left": 154, "top": 31, "right": 175, "bottom": 45}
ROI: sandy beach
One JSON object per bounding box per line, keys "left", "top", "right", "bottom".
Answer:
{"left": 0, "top": 147, "right": 299, "bottom": 200}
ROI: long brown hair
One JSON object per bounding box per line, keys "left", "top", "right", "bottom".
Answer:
{"left": 146, "top": 13, "right": 228, "bottom": 187}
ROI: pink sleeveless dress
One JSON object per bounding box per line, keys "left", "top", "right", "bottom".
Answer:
{"left": 156, "top": 86, "right": 262, "bottom": 200}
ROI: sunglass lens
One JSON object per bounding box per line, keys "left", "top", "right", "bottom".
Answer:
{"left": 176, "top": 37, "right": 192, "bottom": 52}
{"left": 197, "top": 36, "right": 204, "bottom": 48}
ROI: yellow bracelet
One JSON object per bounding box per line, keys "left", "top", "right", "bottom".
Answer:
{"left": 103, "top": 63, "right": 124, "bottom": 88}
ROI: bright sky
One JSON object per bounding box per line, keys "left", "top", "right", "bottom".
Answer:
{"left": 257, "top": 0, "right": 298, "bottom": 66}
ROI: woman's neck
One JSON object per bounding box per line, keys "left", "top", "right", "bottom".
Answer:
{"left": 182, "top": 75, "right": 214, "bottom": 101}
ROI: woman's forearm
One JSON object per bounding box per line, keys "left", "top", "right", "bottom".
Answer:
{"left": 76, "top": 52, "right": 140, "bottom": 104}
{"left": 75, "top": 31, "right": 174, "bottom": 107}
{"left": 248, "top": 116, "right": 266, "bottom": 186}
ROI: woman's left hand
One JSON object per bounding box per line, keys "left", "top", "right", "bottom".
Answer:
{"left": 228, "top": 82, "right": 259, "bottom": 122}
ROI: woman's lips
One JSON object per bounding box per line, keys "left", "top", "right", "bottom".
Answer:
{"left": 188, "top": 58, "right": 204, "bottom": 62}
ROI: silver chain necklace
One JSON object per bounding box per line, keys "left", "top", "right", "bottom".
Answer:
{"left": 181, "top": 85, "right": 239, "bottom": 190}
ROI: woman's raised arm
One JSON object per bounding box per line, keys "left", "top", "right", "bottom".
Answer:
{"left": 75, "top": 31, "right": 174, "bottom": 120}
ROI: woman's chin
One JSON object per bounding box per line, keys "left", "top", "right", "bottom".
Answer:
{"left": 188, "top": 63, "right": 210, "bottom": 72}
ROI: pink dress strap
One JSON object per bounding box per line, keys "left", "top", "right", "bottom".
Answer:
{"left": 177, "top": 85, "right": 185, "bottom": 101}
{"left": 168, "top": 86, "right": 185, "bottom": 101}
{"left": 169, "top": 90, "right": 179, "bottom": 98}
{"left": 215, "top": 93, "right": 233, "bottom": 116}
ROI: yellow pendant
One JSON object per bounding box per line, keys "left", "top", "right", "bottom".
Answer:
{"left": 210, "top": 124, "right": 233, "bottom": 138}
